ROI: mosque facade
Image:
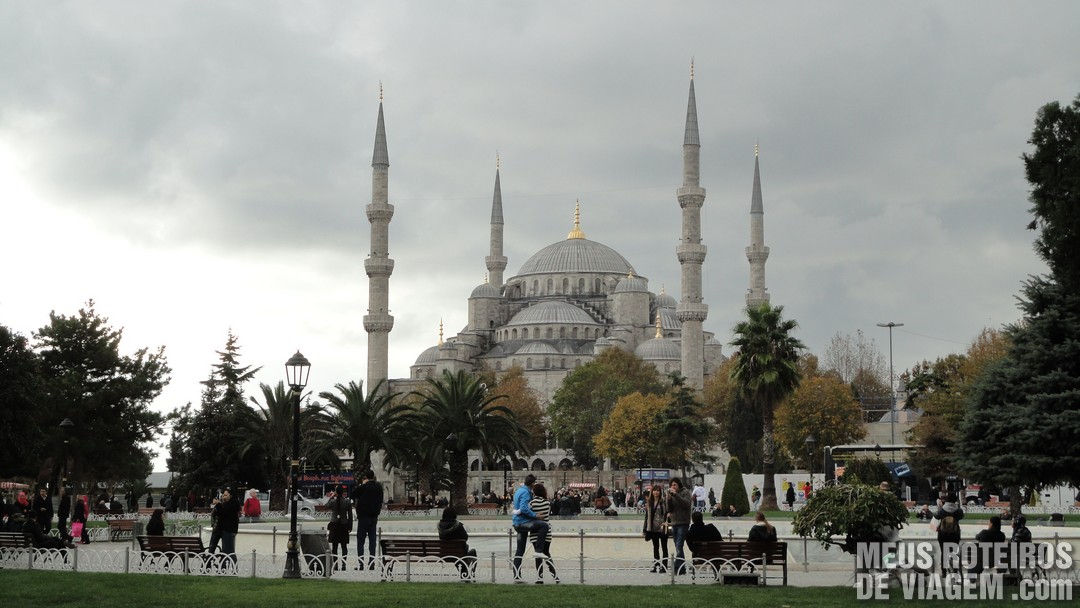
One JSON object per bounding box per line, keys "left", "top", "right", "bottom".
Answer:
{"left": 364, "top": 70, "right": 770, "bottom": 470}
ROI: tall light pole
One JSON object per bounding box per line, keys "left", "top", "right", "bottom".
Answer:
{"left": 282, "top": 351, "right": 311, "bottom": 580}
{"left": 59, "top": 418, "right": 74, "bottom": 493}
{"left": 876, "top": 322, "right": 904, "bottom": 444}
{"left": 804, "top": 434, "right": 816, "bottom": 489}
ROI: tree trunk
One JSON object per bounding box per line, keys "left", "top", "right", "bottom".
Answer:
{"left": 1008, "top": 485, "right": 1021, "bottom": 519}
{"left": 450, "top": 452, "right": 470, "bottom": 515}
{"left": 759, "top": 404, "right": 779, "bottom": 511}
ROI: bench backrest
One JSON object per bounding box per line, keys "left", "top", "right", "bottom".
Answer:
{"left": 691, "top": 540, "right": 787, "bottom": 565}
{"left": 0, "top": 532, "right": 30, "bottom": 548}
{"left": 380, "top": 538, "right": 468, "bottom": 557}
{"left": 137, "top": 535, "right": 205, "bottom": 553}
{"left": 108, "top": 519, "right": 137, "bottom": 530}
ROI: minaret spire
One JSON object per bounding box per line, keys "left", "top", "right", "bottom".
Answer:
{"left": 364, "top": 86, "right": 395, "bottom": 394}
{"left": 655, "top": 313, "right": 663, "bottom": 339}
{"left": 568, "top": 200, "right": 586, "bottom": 239}
{"left": 746, "top": 145, "right": 770, "bottom": 307}
{"left": 485, "top": 154, "right": 507, "bottom": 287}
{"left": 676, "top": 64, "right": 708, "bottom": 390}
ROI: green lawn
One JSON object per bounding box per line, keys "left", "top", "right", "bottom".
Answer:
{"left": 0, "top": 570, "right": 1042, "bottom": 607}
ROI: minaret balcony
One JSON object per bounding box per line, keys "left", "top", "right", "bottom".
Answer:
{"left": 485, "top": 255, "right": 508, "bottom": 270}
{"left": 364, "top": 257, "right": 395, "bottom": 277}
{"left": 676, "top": 302, "right": 709, "bottom": 322}
{"left": 363, "top": 314, "right": 395, "bottom": 333}
{"left": 676, "top": 186, "right": 706, "bottom": 207}
{"left": 745, "top": 247, "right": 770, "bottom": 263}
{"left": 365, "top": 204, "right": 395, "bottom": 223}
{"left": 676, "top": 243, "right": 707, "bottom": 264}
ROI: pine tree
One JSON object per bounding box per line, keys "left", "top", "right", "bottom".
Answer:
{"left": 720, "top": 456, "right": 750, "bottom": 516}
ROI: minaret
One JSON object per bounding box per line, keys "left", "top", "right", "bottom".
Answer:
{"left": 364, "top": 84, "right": 394, "bottom": 393}
{"left": 485, "top": 154, "right": 507, "bottom": 288}
{"left": 676, "top": 61, "right": 708, "bottom": 390}
{"left": 746, "top": 144, "right": 770, "bottom": 308}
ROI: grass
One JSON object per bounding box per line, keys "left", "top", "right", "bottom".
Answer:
{"left": 0, "top": 570, "right": 1028, "bottom": 607}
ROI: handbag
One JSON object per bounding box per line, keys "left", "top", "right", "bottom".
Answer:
{"left": 71, "top": 521, "right": 84, "bottom": 538}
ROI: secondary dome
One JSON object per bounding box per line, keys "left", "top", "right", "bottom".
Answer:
{"left": 656, "top": 291, "right": 678, "bottom": 309}
{"left": 515, "top": 341, "right": 562, "bottom": 356}
{"left": 614, "top": 274, "right": 648, "bottom": 293}
{"left": 506, "top": 301, "right": 599, "bottom": 326}
{"left": 414, "top": 345, "right": 438, "bottom": 366}
{"left": 470, "top": 282, "right": 500, "bottom": 298}
{"left": 516, "top": 238, "right": 635, "bottom": 276}
{"left": 635, "top": 337, "right": 680, "bottom": 361}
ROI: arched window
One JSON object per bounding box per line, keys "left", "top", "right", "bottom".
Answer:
{"left": 546, "top": 278, "right": 553, "bottom": 294}
{"left": 531, "top": 459, "right": 545, "bottom": 471}
{"left": 534, "top": 327, "right": 540, "bottom": 339}
{"left": 560, "top": 358, "right": 566, "bottom": 368}
{"left": 532, "top": 280, "right": 539, "bottom": 295}
{"left": 571, "top": 327, "right": 578, "bottom": 339}
{"left": 512, "top": 328, "right": 518, "bottom": 340}
{"left": 470, "top": 459, "right": 480, "bottom": 471}
{"left": 562, "top": 278, "right": 569, "bottom": 294}
{"left": 594, "top": 278, "right": 602, "bottom": 293}
{"left": 575, "top": 359, "right": 581, "bottom": 367}
{"left": 578, "top": 278, "right": 585, "bottom": 293}
{"left": 489, "top": 320, "right": 494, "bottom": 328}
{"left": 594, "top": 328, "right": 600, "bottom": 338}
{"left": 526, "top": 358, "right": 533, "bottom": 369}
{"left": 559, "top": 327, "right": 565, "bottom": 339}
{"left": 495, "top": 361, "right": 502, "bottom": 371}
{"left": 543, "top": 356, "right": 550, "bottom": 368}
{"left": 545, "top": 327, "right": 553, "bottom": 339}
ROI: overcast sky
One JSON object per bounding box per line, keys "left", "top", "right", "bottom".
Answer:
{"left": 2, "top": 2, "right": 1078, "bottom": 469}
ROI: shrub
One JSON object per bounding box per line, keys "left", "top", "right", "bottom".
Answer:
{"left": 720, "top": 456, "right": 751, "bottom": 516}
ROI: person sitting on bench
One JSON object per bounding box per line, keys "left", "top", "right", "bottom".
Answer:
{"left": 22, "top": 518, "right": 71, "bottom": 549}
{"left": 437, "top": 507, "right": 478, "bottom": 578}
{"left": 687, "top": 510, "right": 723, "bottom": 545}
{"left": 747, "top": 512, "right": 777, "bottom": 543}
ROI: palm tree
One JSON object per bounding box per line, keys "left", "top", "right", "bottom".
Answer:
{"left": 317, "top": 380, "right": 408, "bottom": 473}
{"left": 731, "top": 302, "right": 805, "bottom": 511}
{"left": 238, "top": 382, "right": 330, "bottom": 510}
{"left": 413, "top": 370, "right": 527, "bottom": 514}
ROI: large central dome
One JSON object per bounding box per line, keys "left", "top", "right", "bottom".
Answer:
{"left": 516, "top": 238, "right": 635, "bottom": 276}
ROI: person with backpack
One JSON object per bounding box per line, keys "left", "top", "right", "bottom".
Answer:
{"left": 931, "top": 493, "right": 964, "bottom": 576}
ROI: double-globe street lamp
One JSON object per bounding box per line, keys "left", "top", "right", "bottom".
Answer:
{"left": 282, "top": 351, "right": 311, "bottom": 580}
{"left": 59, "top": 418, "right": 74, "bottom": 496}
{"left": 804, "top": 433, "right": 817, "bottom": 489}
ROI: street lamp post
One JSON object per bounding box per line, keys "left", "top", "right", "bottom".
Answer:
{"left": 59, "top": 418, "right": 74, "bottom": 491}
{"left": 804, "top": 434, "right": 817, "bottom": 489}
{"left": 876, "top": 322, "right": 904, "bottom": 444}
{"left": 282, "top": 351, "right": 311, "bottom": 580}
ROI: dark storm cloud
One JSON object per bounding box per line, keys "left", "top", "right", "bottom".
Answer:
{"left": 2, "top": 1, "right": 1079, "bottom": 373}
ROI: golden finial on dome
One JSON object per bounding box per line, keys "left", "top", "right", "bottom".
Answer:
{"left": 496, "top": 151, "right": 500, "bottom": 171}
{"left": 567, "top": 199, "right": 586, "bottom": 239}
{"left": 379, "top": 81, "right": 383, "bottom": 103}
{"left": 484, "top": 271, "right": 489, "bottom": 284}
{"left": 438, "top": 318, "right": 444, "bottom": 346}
{"left": 655, "top": 313, "right": 663, "bottom": 339}
{"left": 660, "top": 284, "right": 666, "bottom": 296}
{"left": 754, "top": 140, "right": 759, "bottom": 158}
{"left": 690, "top": 57, "right": 695, "bottom": 81}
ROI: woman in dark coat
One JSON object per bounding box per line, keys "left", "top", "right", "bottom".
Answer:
{"left": 326, "top": 487, "right": 352, "bottom": 569}
{"left": 72, "top": 495, "right": 90, "bottom": 544}
{"left": 642, "top": 486, "right": 669, "bottom": 573}
{"left": 146, "top": 509, "right": 166, "bottom": 536}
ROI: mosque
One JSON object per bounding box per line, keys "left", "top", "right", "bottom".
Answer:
{"left": 362, "top": 68, "right": 771, "bottom": 470}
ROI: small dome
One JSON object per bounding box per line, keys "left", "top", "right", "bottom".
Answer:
{"left": 516, "top": 341, "right": 562, "bottom": 356}
{"left": 413, "top": 345, "right": 438, "bottom": 366}
{"left": 506, "top": 301, "right": 599, "bottom": 326}
{"left": 470, "top": 282, "right": 500, "bottom": 298}
{"left": 660, "top": 308, "right": 681, "bottom": 330}
{"left": 614, "top": 275, "right": 648, "bottom": 293}
{"left": 656, "top": 291, "right": 678, "bottom": 309}
{"left": 635, "top": 337, "right": 680, "bottom": 361}
{"left": 706, "top": 336, "right": 722, "bottom": 346}
{"left": 515, "top": 238, "right": 635, "bottom": 276}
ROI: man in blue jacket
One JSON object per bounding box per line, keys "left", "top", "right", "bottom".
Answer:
{"left": 511, "top": 474, "right": 550, "bottom": 582}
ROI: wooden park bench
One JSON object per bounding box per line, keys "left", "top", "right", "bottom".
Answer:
{"left": 107, "top": 519, "right": 137, "bottom": 541}
{"left": 137, "top": 507, "right": 156, "bottom": 516}
{"left": 386, "top": 503, "right": 431, "bottom": 511}
{"left": 470, "top": 503, "right": 500, "bottom": 512}
{"left": 0, "top": 532, "right": 32, "bottom": 550}
{"left": 379, "top": 538, "right": 476, "bottom": 581}
{"left": 137, "top": 535, "right": 210, "bottom": 572}
{"left": 688, "top": 541, "right": 788, "bottom": 586}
